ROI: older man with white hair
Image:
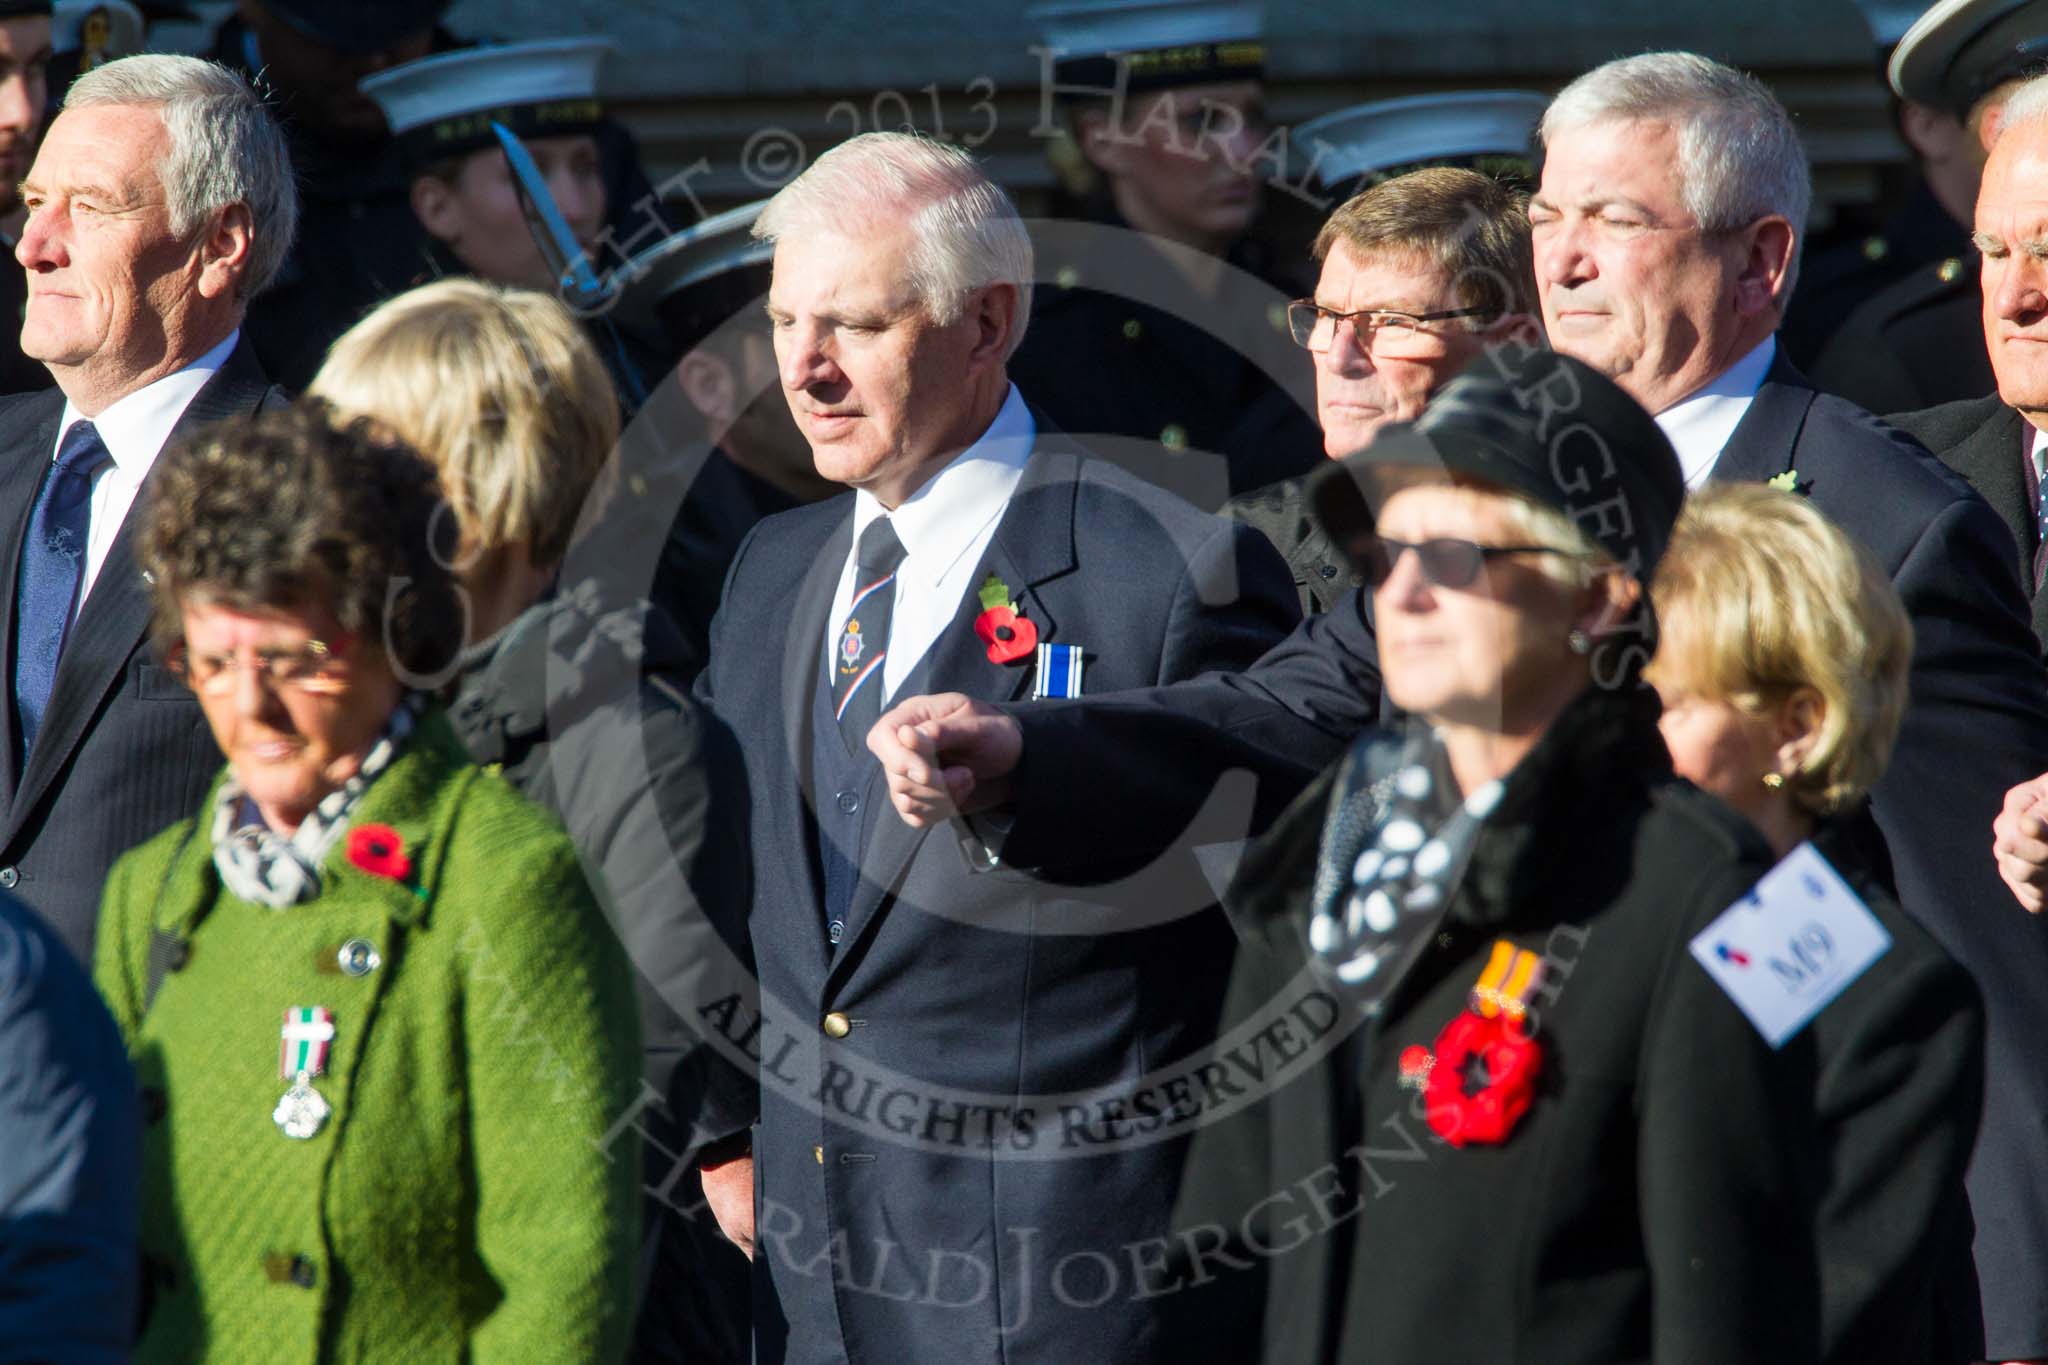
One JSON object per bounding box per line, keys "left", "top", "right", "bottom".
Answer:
{"left": 1934, "top": 72, "right": 2048, "bottom": 1365}
{"left": 691, "top": 131, "right": 1297, "bottom": 1365}
{"left": 1898, "top": 67, "right": 2048, "bottom": 651}
{"left": 0, "top": 53, "right": 292, "bottom": 966}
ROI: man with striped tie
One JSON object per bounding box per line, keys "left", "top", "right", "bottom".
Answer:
{"left": 691, "top": 130, "right": 1297, "bottom": 1365}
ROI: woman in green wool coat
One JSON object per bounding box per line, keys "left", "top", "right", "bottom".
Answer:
{"left": 92, "top": 403, "right": 643, "bottom": 1363}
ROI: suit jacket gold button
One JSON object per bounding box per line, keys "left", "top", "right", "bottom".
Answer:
{"left": 814, "top": 1145, "right": 824, "bottom": 1164}
{"left": 823, "top": 1012, "right": 851, "bottom": 1038}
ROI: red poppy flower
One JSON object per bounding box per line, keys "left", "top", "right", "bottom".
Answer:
{"left": 346, "top": 824, "right": 412, "bottom": 882}
{"left": 1422, "top": 1010, "right": 1543, "bottom": 1147}
{"left": 974, "top": 604, "right": 1038, "bottom": 665}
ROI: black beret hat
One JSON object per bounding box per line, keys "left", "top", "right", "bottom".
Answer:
{"left": 0, "top": 2, "right": 51, "bottom": 17}
{"left": 1311, "top": 344, "right": 1684, "bottom": 590}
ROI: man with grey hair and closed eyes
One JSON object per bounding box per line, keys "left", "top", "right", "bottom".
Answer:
{"left": 0, "top": 52, "right": 292, "bottom": 966}
{"left": 1537, "top": 49, "right": 2048, "bottom": 1365}
{"left": 692, "top": 129, "right": 1297, "bottom": 1365}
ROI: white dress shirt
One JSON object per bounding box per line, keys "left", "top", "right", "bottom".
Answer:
{"left": 59, "top": 329, "right": 239, "bottom": 616}
{"left": 826, "top": 384, "right": 1036, "bottom": 701}
{"left": 1652, "top": 335, "right": 1777, "bottom": 489}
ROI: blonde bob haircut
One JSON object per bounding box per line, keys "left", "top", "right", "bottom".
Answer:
{"left": 1648, "top": 483, "right": 1913, "bottom": 816}
{"left": 309, "top": 278, "right": 621, "bottom": 568}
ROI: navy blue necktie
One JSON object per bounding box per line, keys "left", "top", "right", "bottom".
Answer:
{"left": 833, "top": 517, "right": 908, "bottom": 751}
{"left": 14, "top": 420, "right": 110, "bottom": 753}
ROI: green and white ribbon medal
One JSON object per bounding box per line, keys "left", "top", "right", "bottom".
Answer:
{"left": 274, "top": 1006, "right": 335, "bottom": 1140}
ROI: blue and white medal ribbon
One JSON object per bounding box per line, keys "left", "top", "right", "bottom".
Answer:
{"left": 1031, "top": 643, "right": 1084, "bottom": 699}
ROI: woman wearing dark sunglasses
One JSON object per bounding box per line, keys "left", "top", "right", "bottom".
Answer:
{"left": 1174, "top": 350, "right": 1827, "bottom": 1363}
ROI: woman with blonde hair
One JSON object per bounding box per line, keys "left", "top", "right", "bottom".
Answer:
{"left": 311, "top": 279, "right": 755, "bottom": 1362}
{"left": 1649, "top": 482, "right": 1984, "bottom": 1365}
{"left": 311, "top": 279, "right": 623, "bottom": 645}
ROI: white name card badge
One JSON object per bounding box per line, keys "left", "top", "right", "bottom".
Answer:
{"left": 1688, "top": 841, "right": 1892, "bottom": 1049}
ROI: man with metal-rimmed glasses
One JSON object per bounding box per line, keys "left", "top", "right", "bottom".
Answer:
{"left": 1226, "top": 165, "right": 1538, "bottom": 615}
{"left": 1283, "top": 297, "right": 1494, "bottom": 356}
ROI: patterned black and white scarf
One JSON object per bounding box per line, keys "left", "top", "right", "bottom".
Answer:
{"left": 1306, "top": 723, "right": 1505, "bottom": 1011}
{"left": 210, "top": 699, "right": 419, "bottom": 909}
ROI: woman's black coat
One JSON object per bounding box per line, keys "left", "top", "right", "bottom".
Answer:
{"left": 1170, "top": 687, "right": 1828, "bottom": 1363}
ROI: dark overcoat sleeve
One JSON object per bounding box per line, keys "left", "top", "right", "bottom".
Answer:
{"left": 1001, "top": 575, "right": 1371, "bottom": 872}
{"left": 0, "top": 895, "right": 139, "bottom": 1364}
{"left": 1154, "top": 516, "right": 1307, "bottom": 680}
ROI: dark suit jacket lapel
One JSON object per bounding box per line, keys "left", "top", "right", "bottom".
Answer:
{"left": 9, "top": 341, "right": 274, "bottom": 836}
{"left": 0, "top": 390, "right": 66, "bottom": 803}
{"left": 1945, "top": 398, "right": 2032, "bottom": 558}
{"left": 776, "top": 508, "right": 853, "bottom": 938}
{"left": 1905, "top": 396, "right": 2048, "bottom": 645}
{"left": 2034, "top": 555, "right": 2048, "bottom": 655}
{"left": 1711, "top": 352, "right": 1815, "bottom": 486}
{"left": 830, "top": 441, "right": 1082, "bottom": 986}
{"left": 168, "top": 338, "right": 276, "bottom": 432}
{"left": 909, "top": 442, "right": 1079, "bottom": 706}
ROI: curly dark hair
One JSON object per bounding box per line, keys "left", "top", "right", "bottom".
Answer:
{"left": 135, "top": 400, "right": 464, "bottom": 682}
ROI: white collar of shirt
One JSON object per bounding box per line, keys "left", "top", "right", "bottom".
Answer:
{"left": 1652, "top": 335, "right": 1776, "bottom": 489}
{"left": 2029, "top": 420, "right": 2048, "bottom": 487}
{"left": 59, "top": 328, "right": 240, "bottom": 475}
{"left": 846, "top": 385, "right": 1036, "bottom": 590}
{"left": 63, "top": 328, "right": 240, "bottom": 616}
{"left": 831, "top": 384, "right": 1036, "bottom": 698}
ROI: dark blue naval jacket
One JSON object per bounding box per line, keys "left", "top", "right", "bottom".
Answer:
{"left": 696, "top": 428, "right": 1300, "bottom": 1365}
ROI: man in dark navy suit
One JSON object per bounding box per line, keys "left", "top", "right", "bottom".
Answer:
{"left": 692, "top": 131, "right": 1297, "bottom": 1365}
{"left": 0, "top": 53, "right": 293, "bottom": 965}
{"left": 876, "top": 50, "right": 2048, "bottom": 1365}
{"left": 1891, "top": 70, "right": 2048, "bottom": 654}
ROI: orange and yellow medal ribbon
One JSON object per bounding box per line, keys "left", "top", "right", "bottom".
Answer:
{"left": 1468, "top": 939, "right": 1545, "bottom": 1026}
